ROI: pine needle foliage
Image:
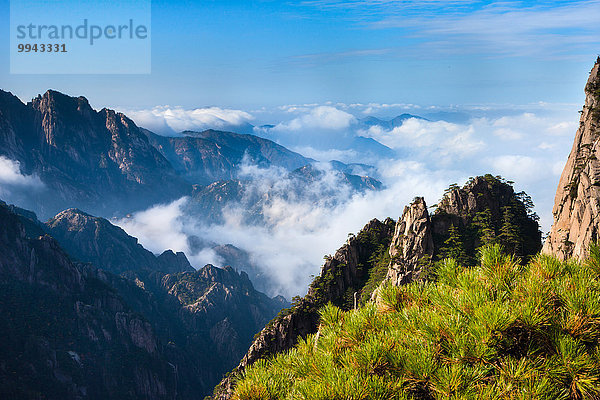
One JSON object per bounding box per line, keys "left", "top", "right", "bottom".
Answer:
{"left": 232, "top": 244, "right": 600, "bottom": 400}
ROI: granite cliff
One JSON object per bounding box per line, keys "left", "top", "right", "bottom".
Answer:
{"left": 543, "top": 58, "right": 600, "bottom": 261}
{"left": 0, "top": 89, "right": 188, "bottom": 218}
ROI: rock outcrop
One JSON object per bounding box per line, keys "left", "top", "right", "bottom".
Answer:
{"left": 543, "top": 58, "right": 600, "bottom": 261}
{"left": 0, "top": 89, "right": 189, "bottom": 218}
{"left": 382, "top": 197, "right": 434, "bottom": 286}
{"left": 213, "top": 175, "right": 543, "bottom": 399}
{"left": 380, "top": 175, "right": 541, "bottom": 290}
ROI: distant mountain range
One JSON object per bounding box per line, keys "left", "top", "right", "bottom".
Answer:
{"left": 250, "top": 114, "right": 429, "bottom": 164}
{"left": 359, "top": 113, "right": 428, "bottom": 130}
{"left": 0, "top": 89, "right": 382, "bottom": 220}
{"left": 143, "top": 128, "right": 312, "bottom": 185}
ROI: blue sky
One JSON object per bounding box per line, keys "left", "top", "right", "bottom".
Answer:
{"left": 0, "top": 0, "right": 598, "bottom": 109}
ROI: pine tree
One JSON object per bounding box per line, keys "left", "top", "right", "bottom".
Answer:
{"left": 438, "top": 224, "right": 469, "bottom": 265}
{"left": 499, "top": 205, "right": 522, "bottom": 256}
{"left": 473, "top": 208, "right": 496, "bottom": 246}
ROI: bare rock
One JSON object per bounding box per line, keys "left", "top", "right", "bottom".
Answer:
{"left": 543, "top": 58, "right": 600, "bottom": 260}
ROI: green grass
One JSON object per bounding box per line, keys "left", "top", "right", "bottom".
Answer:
{"left": 232, "top": 244, "right": 600, "bottom": 400}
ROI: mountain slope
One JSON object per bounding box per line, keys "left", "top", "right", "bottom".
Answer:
{"left": 543, "top": 58, "right": 600, "bottom": 261}
{"left": 143, "top": 128, "right": 312, "bottom": 184}
{"left": 0, "top": 201, "right": 287, "bottom": 398}
{"left": 0, "top": 201, "right": 178, "bottom": 399}
{"left": 0, "top": 89, "right": 189, "bottom": 218}
{"left": 232, "top": 244, "right": 600, "bottom": 400}
{"left": 45, "top": 208, "right": 194, "bottom": 275}
{"left": 213, "top": 175, "right": 542, "bottom": 399}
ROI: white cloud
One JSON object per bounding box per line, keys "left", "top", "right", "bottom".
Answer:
{"left": 123, "top": 106, "right": 254, "bottom": 135}
{"left": 273, "top": 106, "right": 356, "bottom": 132}
{"left": 361, "top": 117, "right": 484, "bottom": 163}
{"left": 291, "top": 146, "right": 358, "bottom": 163}
{"left": 487, "top": 155, "right": 546, "bottom": 184}
{"left": 371, "top": 1, "right": 600, "bottom": 58}
{"left": 0, "top": 157, "right": 44, "bottom": 198}
{"left": 114, "top": 197, "right": 191, "bottom": 256}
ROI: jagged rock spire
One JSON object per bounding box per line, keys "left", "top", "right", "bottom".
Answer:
{"left": 381, "top": 197, "right": 434, "bottom": 287}
{"left": 543, "top": 59, "right": 600, "bottom": 260}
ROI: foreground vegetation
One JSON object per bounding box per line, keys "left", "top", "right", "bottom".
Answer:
{"left": 233, "top": 244, "right": 600, "bottom": 399}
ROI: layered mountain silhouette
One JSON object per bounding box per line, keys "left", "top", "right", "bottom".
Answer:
{"left": 0, "top": 89, "right": 381, "bottom": 220}
{"left": 4, "top": 59, "right": 600, "bottom": 400}
{"left": 0, "top": 200, "right": 286, "bottom": 398}
{"left": 143, "top": 128, "right": 311, "bottom": 185}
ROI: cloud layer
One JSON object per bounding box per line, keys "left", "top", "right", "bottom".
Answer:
{"left": 123, "top": 106, "right": 255, "bottom": 135}
{"left": 115, "top": 102, "right": 579, "bottom": 299}
{"left": 0, "top": 156, "right": 44, "bottom": 197}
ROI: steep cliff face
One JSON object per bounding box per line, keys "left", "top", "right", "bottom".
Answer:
{"left": 543, "top": 58, "right": 600, "bottom": 261}
{"left": 213, "top": 218, "right": 395, "bottom": 399}
{"left": 45, "top": 208, "right": 193, "bottom": 275}
{"left": 1, "top": 201, "right": 286, "bottom": 398}
{"left": 381, "top": 175, "right": 541, "bottom": 288}
{"left": 0, "top": 202, "right": 178, "bottom": 399}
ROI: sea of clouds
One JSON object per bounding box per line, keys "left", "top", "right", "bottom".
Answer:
{"left": 112, "top": 101, "right": 580, "bottom": 298}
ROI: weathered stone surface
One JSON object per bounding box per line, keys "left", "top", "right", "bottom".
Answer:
{"left": 543, "top": 58, "right": 600, "bottom": 261}
{"left": 383, "top": 197, "right": 434, "bottom": 286}
{"left": 0, "top": 201, "right": 177, "bottom": 399}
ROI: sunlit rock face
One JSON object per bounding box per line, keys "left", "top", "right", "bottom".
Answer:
{"left": 543, "top": 58, "right": 600, "bottom": 261}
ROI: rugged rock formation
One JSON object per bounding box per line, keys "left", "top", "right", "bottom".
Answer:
{"left": 381, "top": 175, "right": 541, "bottom": 289}
{"left": 0, "top": 201, "right": 286, "bottom": 398}
{"left": 0, "top": 89, "right": 189, "bottom": 218}
{"left": 45, "top": 208, "right": 193, "bottom": 275}
{"left": 212, "top": 175, "right": 543, "bottom": 399}
{"left": 212, "top": 218, "right": 395, "bottom": 399}
{"left": 431, "top": 175, "right": 541, "bottom": 262}
{"left": 543, "top": 58, "right": 600, "bottom": 261}
{"left": 383, "top": 197, "right": 434, "bottom": 286}
{"left": 161, "top": 265, "right": 287, "bottom": 369}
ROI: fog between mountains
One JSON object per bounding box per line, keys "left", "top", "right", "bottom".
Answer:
{"left": 116, "top": 105, "right": 578, "bottom": 298}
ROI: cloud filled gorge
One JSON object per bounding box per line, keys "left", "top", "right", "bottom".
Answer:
{"left": 0, "top": 156, "right": 45, "bottom": 209}
{"left": 116, "top": 102, "right": 579, "bottom": 298}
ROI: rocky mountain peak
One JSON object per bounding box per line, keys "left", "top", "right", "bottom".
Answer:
{"left": 46, "top": 208, "right": 194, "bottom": 275}
{"left": 378, "top": 175, "right": 541, "bottom": 295}
{"left": 381, "top": 197, "right": 434, "bottom": 287}
{"left": 543, "top": 59, "right": 600, "bottom": 260}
